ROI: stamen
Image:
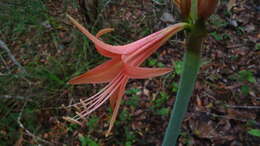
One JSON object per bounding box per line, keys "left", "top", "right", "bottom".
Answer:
{"left": 71, "top": 73, "right": 124, "bottom": 121}
{"left": 74, "top": 74, "right": 124, "bottom": 120}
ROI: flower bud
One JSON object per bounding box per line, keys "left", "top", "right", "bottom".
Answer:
{"left": 174, "top": 0, "right": 218, "bottom": 20}
{"left": 198, "top": 0, "right": 218, "bottom": 19}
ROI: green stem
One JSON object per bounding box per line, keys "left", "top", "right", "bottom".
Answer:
{"left": 163, "top": 21, "right": 206, "bottom": 146}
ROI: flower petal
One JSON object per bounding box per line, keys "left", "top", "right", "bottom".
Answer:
{"left": 67, "top": 14, "right": 185, "bottom": 55}
{"left": 68, "top": 58, "right": 123, "bottom": 84}
{"left": 106, "top": 76, "right": 128, "bottom": 136}
{"left": 122, "top": 23, "right": 186, "bottom": 66}
{"left": 124, "top": 64, "right": 172, "bottom": 79}
{"left": 95, "top": 28, "right": 120, "bottom": 58}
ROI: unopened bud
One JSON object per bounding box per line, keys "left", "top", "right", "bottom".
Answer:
{"left": 174, "top": 0, "right": 218, "bottom": 20}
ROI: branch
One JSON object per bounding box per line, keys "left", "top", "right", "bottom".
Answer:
{"left": 226, "top": 105, "right": 260, "bottom": 110}
{"left": 200, "top": 111, "right": 260, "bottom": 127}
{"left": 17, "top": 102, "right": 53, "bottom": 145}
{"left": 0, "top": 40, "right": 27, "bottom": 74}
{"left": 0, "top": 95, "right": 27, "bottom": 100}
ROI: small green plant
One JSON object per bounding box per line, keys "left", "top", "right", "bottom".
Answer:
{"left": 125, "top": 88, "right": 141, "bottom": 108}
{"left": 86, "top": 116, "right": 99, "bottom": 130}
{"left": 238, "top": 70, "right": 256, "bottom": 83}
{"left": 79, "top": 134, "right": 99, "bottom": 146}
{"left": 232, "top": 70, "right": 256, "bottom": 95}
{"left": 119, "top": 109, "right": 131, "bottom": 121}
{"left": 256, "top": 43, "right": 260, "bottom": 50}
{"left": 174, "top": 61, "right": 184, "bottom": 75}
{"left": 240, "top": 85, "right": 250, "bottom": 96}
{"left": 147, "top": 58, "right": 166, "bottom": 67}
{"left": 210, "top": 32, "right": 223, "bottom": 41}
{"left": 125, "top": 88, "right": 140, "bottom": 95}
{"left": 236, "top": 26, "right": 245, "bottom": 35}
{"left": 156, "top": 107, "right": 170, "bottom": 116}
{"left": 248, "top": 129, "right": 260, "bottom": 137}
{"left": 209, "top": 15, "right": 228, "bottom": 28}
{"left": 151, "top": 92, "right": 170, "bottom": 110}
{"left": 171, "top": 82, "right": 179, "bottom": 93}
{"left": 124, "top": 128, "right": 136, "bottom": 146}
{"left": 0, "top": 0, "right": 47, "bottom": 37}
{"left": 67, "top": 124, "right": 79, "bottom": 132}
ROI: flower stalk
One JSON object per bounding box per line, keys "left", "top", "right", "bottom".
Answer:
{"left": 163, "top": 20, "right": 207, "bottom": 146}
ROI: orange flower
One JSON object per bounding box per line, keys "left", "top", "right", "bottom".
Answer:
{"left": 65, "top": 15, "right": 187, "bottom": 136}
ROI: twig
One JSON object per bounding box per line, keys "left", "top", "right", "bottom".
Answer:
{"left": 0, "top": 40, "right": 27, "bottom": 74}
{"left": 226, "top": 105, "right": 260, "bottom": 110}
{"left": 17, "top": 102, "right": 53, "bottom": 145}
{"left": 91, "top": 0, "right": 113, "bottom": 30}
{"left": 0, "top": 95, "right": 33, "bottom": 100}
{"left": 200, "top": 111, "right": 260, "bottom": 127}
{"left": 0, "top": 95, "right": 27, "bottom": 100}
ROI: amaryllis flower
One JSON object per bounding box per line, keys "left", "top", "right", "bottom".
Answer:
{"left": 65, "top": 15, "right": 187, "bottom": 135}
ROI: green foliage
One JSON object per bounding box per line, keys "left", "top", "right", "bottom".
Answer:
{"left": 238, "top": 70, "right": 256, "bottom": 83}
{"left": 125, "top": 88, "right": 141, "bottom": 108}
{"left": 155, "top": 107, "right": 170, "bottom": 116}
{"left": 79, "top": 134, "right": 99, "bottom": 146}
{"left": 86, "top": 116, "right": 99, "bottom": 129}
{"left": 67, "top": 124, "right": 80, "bottom": 132}
{"left": 241, "top": 85, "right": 250, "bottom": 96}
{"left": 0, "top": 102, "right": 39, "bottom": 145}
{"left": 180, "top": 132, "right": 192, "bottom": 145}
{"left": 256, "top": 43, "right": 260, "bottom": 50}
{"left": 151, "top": 92, "right": 170, "bottom": 110}
{"left": 0, "top": 0, "right": 47, "bottom": 37}
{"left": 248, "top": 129, "right": 260, "bottom": 137}
{"left": 236, "top": 26, "right": 245, "bottom": 35}
{"left": 147, "top": 58, "right": 165, "bottom": 67}
{"left": 171, "top": 82, "right": 178, "bottom": 93}
{"left": 124, "top": 129, "right": 136, "bottom": 145}
{"left": 210, "top": 32, "right": 223, "bottom": 41}
{"left": 209, "top": 15, "right": 228, "bottom": 28}
{"left": 125, "top": 88, "right": 140, "bottom": 95}
{"left": 229, "top": 70, "right": 256, "bottom": 96}
{"left": 119, "top": 109, "right": 131, "bottom": 121}
{"left": 174, "top": 61, "right": 184, "bottom": 75}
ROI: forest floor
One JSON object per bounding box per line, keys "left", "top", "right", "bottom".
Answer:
{"left": 0, "top": 0, "right": 259, "bottom": 145}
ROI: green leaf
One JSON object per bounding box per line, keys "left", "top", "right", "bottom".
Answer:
{"left": 86, "top": 116, "right": 99, "bottom": 129}
{"left": 174, "top": 61, "right": 183, "bottom": 75}
{"left": 156, "top": 108, "right": 170, "bottom": 116}
{"left": 79, "top": 135, "right": 99, "bottom": 146}
{"left": 126, "top": 88, "right": 140, "bottom": 95}
{"left": 256, "top": 43, "right": 260, "bottom": 50}
{"left": 248, "top": 129, "right": 260, "bottom": 137}
{"left": 241, "top": 85, "right": 249, "bottom": 96}
{"left": 210, "top": 32, "right": 223, "bottom": 41}
{"left": 171, "top": 82, "right": 178, "bottom": 93}
{"left": 238, "top": 70, "right": 256, "bottom": 83}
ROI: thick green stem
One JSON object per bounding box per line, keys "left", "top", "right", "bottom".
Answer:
{"left": 163, "top": 21, "right": 206, "bottom": 146}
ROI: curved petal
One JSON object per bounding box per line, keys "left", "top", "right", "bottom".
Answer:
{"left": 122, "top": 23, "right": 186, "bottom": 66}
{"left": 68, "top": 58, "right": 123, "bottom": 84}
{"left": 95, "top": 28, "right": 120, "bottom": 58}
{"left": 124, "top": 64, "right": 172, "bottom": 79}
{"left": 67, "top": 14, "right": 186, "bottom": 55}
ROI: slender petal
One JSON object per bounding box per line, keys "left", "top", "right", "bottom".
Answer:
{"left": 67, "top": 14, "right": 180, "bottom": 55}
{"left": 95, "top": 28, "right": 120, "bottom": 58}
{"left": 68, "top": 57, "right": 123, "bottom": 84}
{"left": 122, "top": 23, "right": 186, "bottom": 66}
{"left": 124, "top": 64, "right": 172, "bottom": 79}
